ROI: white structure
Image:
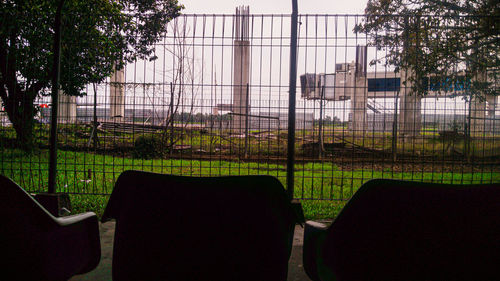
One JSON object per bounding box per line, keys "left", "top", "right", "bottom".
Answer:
{"left": 231, "top": 6, "right": 250, "bottom": 133}
{"left": 110, "top": 65, "right": 125, "bottom": 120}
{"left": 57, "top": 90, "right": 77, "bottom": 123}
{"left": 300, "top": 73, "right": 336, "bottom": 100}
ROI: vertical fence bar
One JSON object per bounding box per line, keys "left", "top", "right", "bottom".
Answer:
{"left": 244, "top": 83, "right": 250, "bottom": 158}
{"left": 287, "top": 0, "right": 298, "bottom": 200}
{"left": 48, "top": 0, "right": 64, "bottom": 193}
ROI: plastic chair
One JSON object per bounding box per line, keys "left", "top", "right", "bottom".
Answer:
{"left": 102, "top": 170, "right": 299, "bottom": 281}
{"left": 303, "top": 179, "right": 500, "bottom": 281}
{"left": 0, "top": 175, "right": 101, "bottom": 281}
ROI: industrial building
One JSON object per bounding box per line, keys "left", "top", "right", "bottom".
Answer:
{"left": 300, "top": 58, "right": 498, "bottom": 135}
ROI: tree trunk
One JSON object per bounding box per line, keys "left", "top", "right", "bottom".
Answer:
{"left": 13, "top": 115, "right": 35, "bottom": 151}
{"left": 4, "top": 92, "right": 36, "bottom": 151}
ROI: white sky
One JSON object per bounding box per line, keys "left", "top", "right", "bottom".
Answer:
{"left": 180, "top": 0, "right": 369, "bottom": 14}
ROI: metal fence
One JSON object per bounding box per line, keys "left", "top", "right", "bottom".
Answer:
{"left": 1, "top": 12, "right": 499, "bottom": 201}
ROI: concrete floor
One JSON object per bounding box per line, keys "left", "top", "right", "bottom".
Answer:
{"left": 70, "top": 222, "right": 312, "bottom": 281}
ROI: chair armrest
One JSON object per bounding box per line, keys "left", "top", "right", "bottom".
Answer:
{"left": 56, "top": 212, "right": 98, "bottom": 226}
{"left": 303, "top": 221, "right": 328, "bottom": 281}
{"left": 43, "top": 212, "right": 101, "bottom": 278}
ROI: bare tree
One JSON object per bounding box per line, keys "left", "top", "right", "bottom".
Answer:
{"left": 154, "top": 17, "right": 202, "bottom": 150}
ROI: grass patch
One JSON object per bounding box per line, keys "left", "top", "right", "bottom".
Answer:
{"left": 1, "top": 148, "right": 499, "bottom": 220}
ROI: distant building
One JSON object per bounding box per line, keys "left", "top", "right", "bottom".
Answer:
{"left": 301, "top": 60, "right": 498, "bottom": 135}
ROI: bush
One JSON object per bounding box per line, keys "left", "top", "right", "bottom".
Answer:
{"left": 132, "top": 134, "right": 167, "bottom": 159}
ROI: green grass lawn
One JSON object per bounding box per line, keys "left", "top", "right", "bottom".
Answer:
{"left": 1, "top": 148, "right": 499, "bottom": 220}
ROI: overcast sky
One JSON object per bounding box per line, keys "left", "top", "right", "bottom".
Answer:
{"left": 180, "top": 0, "right": 369, "bottom": 15}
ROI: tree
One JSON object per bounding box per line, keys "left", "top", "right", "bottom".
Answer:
{"left": 354, "top": 0, "right": 499, "bottom": 98}
{"left": 0, "top": 0, "right": 183, "bottom": 150}
{"left": 157, "top": 19, "right": 200, "bottom": 149}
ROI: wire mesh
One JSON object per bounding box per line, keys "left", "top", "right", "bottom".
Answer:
{"left": 1, "top": 13, "right": 499, "bottom": 200}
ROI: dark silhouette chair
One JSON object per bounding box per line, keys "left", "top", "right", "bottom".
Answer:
{"left": 102, "top": 170, "right": 299, "bottom": 281}
{"left": 303, "top": 179, "right": 500, "bottom": 281}
{"left": 0, "top": 175, "right": 101, "bottom": 281}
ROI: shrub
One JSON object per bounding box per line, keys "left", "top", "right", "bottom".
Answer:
{"left": 132, "top": 134, "right": 167, "bottom": 159}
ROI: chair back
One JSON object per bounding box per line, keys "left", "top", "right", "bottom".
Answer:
{"left": 322, "top": 179, "right": 500, "bottom": 281}
{"left": 102, "top": 170, "right": 297, "bottom": 281}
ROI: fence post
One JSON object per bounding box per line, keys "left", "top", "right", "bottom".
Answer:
{"left": 287, "top": 0, "right": 298, "bottom": 201}
{"left": 35, "top": 0, "right": 72, "bottom": 218}
{"left": 48, "top": 0, "right": 64, "bottom": 194}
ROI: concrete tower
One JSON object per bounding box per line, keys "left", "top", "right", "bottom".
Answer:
{"left": 398, "top": 68, "right": 422, "bottom": 138}
{"left": 57, "top": 90, "right": 77, "bottom": 123}
{"left": 351, "top": 46, "right": 368, "bottom": 133}
{"left": 231, "top": 6, "right": 250, "bottom": 133}
{"left": 110, "top": 65, "right": 125, "bottom": 121}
